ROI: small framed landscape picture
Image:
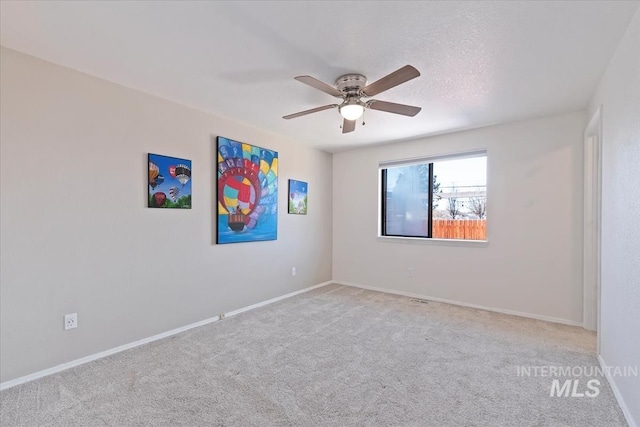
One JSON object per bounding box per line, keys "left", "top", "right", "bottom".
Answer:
{"left": 288, "top": 179, "right": 308, "bottom": 215}
{"left": 148, "top": 153, "right": 192, "bottom": 209}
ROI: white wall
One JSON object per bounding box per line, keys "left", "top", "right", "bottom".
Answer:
{"left": 0, "top": 47, "right": 333, "bottom": 383}
{"left": 333, "top": 111, "right": 585, "bottom": 324}
{"left": 588, "top": 8, "right": 640, "bottom": 425}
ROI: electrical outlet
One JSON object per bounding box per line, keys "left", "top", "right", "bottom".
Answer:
{"left": 292, "top": 267, "right": 296, "bottom": 276}
{"left": 407, "top": 267, "right": 413, "bottom": 278}
{"left": 219, "top": 313, "right": 226, "bottom": 320}
{"left": 64, "top": 313, "right": 77, "bottom": 330}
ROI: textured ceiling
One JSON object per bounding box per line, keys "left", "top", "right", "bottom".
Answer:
{"left": 1, "top": 1, "right": 638, "bottom": 152}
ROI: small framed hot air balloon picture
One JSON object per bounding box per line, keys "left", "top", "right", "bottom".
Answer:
{"left": 148, "top": 153, "right": 192, "bottom": 209}
{"left": 216, "top": 136, "right": 278, "bottom": 244}
{"left": 288, "top": 180, "right": 308, "bottom": 215}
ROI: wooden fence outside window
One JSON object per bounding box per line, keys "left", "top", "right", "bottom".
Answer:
{"left": 432, "top": 219, "right": 486, "bottom": 240}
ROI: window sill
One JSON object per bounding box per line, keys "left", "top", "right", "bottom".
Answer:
{"left": 377, "top": 235, "right": 489, "bottom": 247}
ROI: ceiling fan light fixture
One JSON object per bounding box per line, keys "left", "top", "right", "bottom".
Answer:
{"left": 339, "top": 99, "right": 365, "bottom": 121}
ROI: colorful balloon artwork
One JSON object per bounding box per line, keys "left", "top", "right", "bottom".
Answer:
{"left": 149, "top": 162, "right": 160, "bottom": 189}
{"left": 148, "top": 153, "right": 192, "bottom": 209}
{"left": 169, "top": 186, "right": 180, "bottom": 202}
{"left": 174, "top": 164, "right": 191, "bottom": 186}
{"left": 288, "top": 179, "right": 308, "bottom": 215}
{"left": 216, "top": 136, "right": 278, "bottom": 244}
{"left": 153, "top": 192, "right": 167, "bottom": 207}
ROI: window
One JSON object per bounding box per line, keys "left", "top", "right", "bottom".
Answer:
{"left": 380, "top": 152, "right": 487, "bottom": 241}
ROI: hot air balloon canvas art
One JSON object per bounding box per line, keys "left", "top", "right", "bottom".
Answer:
{"left": 288, "top": 180, "right": 308, "bottom": 215}
{"left": 148, "top": 153, "right": 192, "bottom": 209}
{"left": 216, "top": 136, "right": 278, "bottom": 244}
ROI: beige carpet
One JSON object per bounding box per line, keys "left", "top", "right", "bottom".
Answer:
{"left": 0, "top": 284, "right": 627, "bottom": 426}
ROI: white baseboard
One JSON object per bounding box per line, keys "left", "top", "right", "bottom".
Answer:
{"left": 598, "top": 355, "right": 638, "bottom": 427}
{"left": 226, "top": 281, "right": 332, "bottom": 317}
{"left": 0, "top": 281, "right": 332, "bottom": 391}
{"left": 334, "top": 280, "right": 584, "bottom": 327}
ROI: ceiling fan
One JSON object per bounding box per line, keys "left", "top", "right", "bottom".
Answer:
{"left": 283, "top": 65, "right": 422, "bottom": 134}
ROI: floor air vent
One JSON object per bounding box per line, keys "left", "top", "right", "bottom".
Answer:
{"left": 410, "top": 299, "right": 429, "bottom": 304}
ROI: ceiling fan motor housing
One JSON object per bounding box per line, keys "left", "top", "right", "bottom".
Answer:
{"left": 335, "top": 74, "right": 367, "bottom": 96}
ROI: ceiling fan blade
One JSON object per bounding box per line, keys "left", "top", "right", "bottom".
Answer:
{"left": 283, "top": 104, "right": 338, "bottom": 120}
{"left": 294, "top": 76, "right": 343, "bottom": 98}
{"left": 368, "top": 100, "right": 421, "bottom": 117}
{"left": 342, "top": 118, "right": 356, "bottom": 134}
{"left": 361, "top": 65, "right": 420, "bottom": 97}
